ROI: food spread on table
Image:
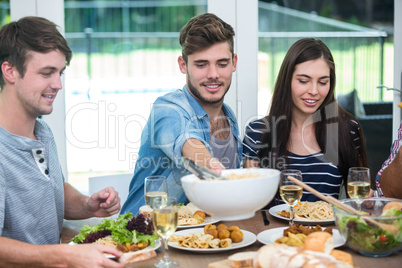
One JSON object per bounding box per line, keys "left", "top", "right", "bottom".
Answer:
{"left": 335, "top": 201, "right": 402, "bottom": 254}
{"left": 274, "top": 223, "right": 333, "bottom": 248}
{"left": 178, "top": 202, "right": 209, "bottom": 225}
{"left": 141, "top": 202, "right": 213, "bottom": 227}
{"left": 169, "top": 223, "right": 244, "bottom": 249}
{"left": 71, "top": 212, "right": 159, "bottom": 252}
{"left": 209, "top": 230, "right": 353, "bottom": 268}
{"left": 66, "top": 201, "right": 401, "bottom": 267}
{"left": 276, "top": 201, "right": 334, "bottom": 221}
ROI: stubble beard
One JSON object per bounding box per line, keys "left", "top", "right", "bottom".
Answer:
{"left": 187, "top": 76, "right": 230, "bottom": 105}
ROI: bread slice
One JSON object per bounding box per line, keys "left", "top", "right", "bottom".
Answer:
{"left": 253, "top": 243, "right": 354, "bottom": 268}
{"left": 330, "top": 249, "right": 354, "bottom": 266}
{"left": 208, "top": 259, "right": 232, "bottom": 268}
{"left": 303, "top": 231, "right": 333, "bottom": 254}
{"left": 228, "top": 251, "right": 257, "bottom": 268}
{"left": 139, "top": 205, "right": 153, "bottom": 218}
{"left": 254, "top": 244, "right": 290, "bottom": 268}
{"left": 118, "top": 248, "right": 156, "bottom": 264}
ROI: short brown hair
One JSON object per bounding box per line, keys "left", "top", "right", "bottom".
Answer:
{"left": 0, "top": 16, "right": 72, "bottom": 89}
{"left": 179, "top": 13, "right": 235, "bottom": 63}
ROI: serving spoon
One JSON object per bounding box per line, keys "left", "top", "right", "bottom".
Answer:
{"left": 287, "top": 176, "right": 400, "bottom": 236}
{"left": 180, "top": 157, "right": 228, "bottom": 180}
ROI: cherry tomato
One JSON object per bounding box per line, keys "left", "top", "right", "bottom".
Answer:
{"left": 379, "top": 234, "right": 388, "bottom": 242}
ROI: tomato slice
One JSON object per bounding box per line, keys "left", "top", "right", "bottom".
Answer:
{"left": 379, "top": 234, "right": 388, "bottom": 242}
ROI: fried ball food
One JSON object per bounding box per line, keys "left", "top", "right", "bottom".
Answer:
{"left": 204, "top": 224, "right": 216, "bottom": 234}
{"left": 218, "top": 229, "right": 231, "bottom": 240}
{"left": 217, "top": 223, "right": 228, "bottom": 232}
{"left": 228, "top": 225, "right": 240, "bottom": 232}
{"left": 230, "top": 230, "right": 243, "bottom": 243}
{"left": 206, "top": 228, "right": 218, "bottom": 239}
{"left": 193, "top": 210, "right": 206, "bottom": 219}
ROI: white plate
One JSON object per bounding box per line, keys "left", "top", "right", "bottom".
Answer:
{"left": 257, "top": 227, "right": 345, "bottom": 248}
{"left": 269, "top": 204, "right": 334, "bottom": 225}
{"left": 69, "top": 239, "right": 161, "bottom": 258}
{"left": 177, "top": 217, "right": 220, "bottom": 229}
{"left": 168, "top": 228, "right": 256, "bottom": 253}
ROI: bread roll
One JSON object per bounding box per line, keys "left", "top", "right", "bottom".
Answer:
{"left": 381, "top": 201, "right": 402, "bottom": 216}
{"left": 330, "top": 249, "right": 354, "bottom": 266}
{"left": 139, "top": 205, "right": 153, "bottom": 218}
{"left": 253, "top": 244, "right": 353, "bottom": 268}
{"left": 228, "top": 251, "right": 256, "bottom": 267}
{"left": 303, "top": 231, "right": 333, "bottom": 254}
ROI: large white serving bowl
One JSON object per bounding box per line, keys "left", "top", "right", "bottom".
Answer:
{"left": 181, "top": 168, "right": 280, "bottom": 221}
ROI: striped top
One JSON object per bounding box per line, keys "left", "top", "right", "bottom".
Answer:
{"left": 283, "top": 152, "right": 343, "bottom": 201}
{"left": 243, "top": 118, "right": 361, "bottom": 205}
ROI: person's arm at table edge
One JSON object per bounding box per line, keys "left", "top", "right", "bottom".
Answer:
{"left": 378, "top": 148, "right": 402, "bottom": 198}
{"left": 0, "top": 237, "right": 124, "bottom": 267}
{"left": 182, "top": 138, "right": 225, "bottom": 173}
{"left": 64, "top": 182, "right": 121, "bottom": 220}
{"left": 0, "top": 237, "right": 76, "bottom": 267}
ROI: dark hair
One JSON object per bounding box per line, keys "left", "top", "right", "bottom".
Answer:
{"left": 0, "top": 16, "right": 72, "bottom": 89}
{"left": 179, "top": 13, "right": 235, "bottom": 63}
{"left": 257, "top": 38, "right": 367, "bottom": 182}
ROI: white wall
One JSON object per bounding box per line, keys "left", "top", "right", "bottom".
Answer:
{"left": 393, "top": 0, "right": 402, "bottom": 137}
{"left": 10, "top": 0, "right": 68, "bottom": 178}
{"left": 208, "top": 0, "right": 259, "bottom": 137}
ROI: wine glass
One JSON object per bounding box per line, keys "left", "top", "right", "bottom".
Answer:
{"left": 144, "top": 175, "right": 168, "bottom": 209}
{"left": 347, "top": 167, "right": 371, "bottom": 211}
{"left": 152, "top": 196, "right": 179, "bottom": 268}
{"left": 279, "top": 169, "right": 303, "bottom": 226}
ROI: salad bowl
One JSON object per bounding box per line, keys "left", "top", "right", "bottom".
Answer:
{"left": 333, "top": 197, "right": 402, "bottom": 257}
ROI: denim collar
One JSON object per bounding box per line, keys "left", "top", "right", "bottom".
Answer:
{"left": 183, "top": 85, "right": 208, "bottom": 120}
{"left": 182, "top": 85, "right": 236, "bottom": 125}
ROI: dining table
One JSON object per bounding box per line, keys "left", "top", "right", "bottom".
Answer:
{"left": 61, "top": 209, "right": 401, "bottom": 268}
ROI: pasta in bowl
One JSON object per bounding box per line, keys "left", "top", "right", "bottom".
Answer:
{"left": 181, "top": 168, "right": 280, "bottom": 220}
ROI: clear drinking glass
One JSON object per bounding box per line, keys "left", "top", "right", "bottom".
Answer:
{"left": 279, "top": 169, "right": 303, "bottom": 226}
{"left": 144, "top": 175, "right": 168, "bottom": 209}
{"left": 347, "top": 167, "right": 371, "bottom": 211}
{"left": 152, "top": 196, "right": 179, "bottom": 268}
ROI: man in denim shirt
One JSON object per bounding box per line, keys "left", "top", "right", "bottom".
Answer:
{"left": 122, "top": 13, "right": 242, "bottom": 214}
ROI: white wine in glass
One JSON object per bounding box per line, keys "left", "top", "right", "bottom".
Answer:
{"left": 144, "top": 176, "right": 168, "bottom": 209}
{"left": 152, "top": 196, "right": 178, "bottom": 268}
{"left": 279, "top": 169, "right": 303, "bottom": 226}
{"left": 347, "top": 167, "right": 370, "bottom": 210}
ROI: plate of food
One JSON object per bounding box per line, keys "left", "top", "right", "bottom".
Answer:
{"left": 269, "top": 201, "right": 335, "bottom": 224}
{"left": 257, "top": 226, "right": 345, "bottom": 248}
{"left": 69, "top": 240, "right": 161, "bottom": 260}
{"left": 177, "top": 216, "right": 220, "bottom": 229}
{"left": 140, "top": 202, "right": 220, "bottom": 229}
{"left": 69, "top": 212, "right": 161, "bottom": 259}
{"left": 168, "top": 226, "right": 256, "bottom": 253}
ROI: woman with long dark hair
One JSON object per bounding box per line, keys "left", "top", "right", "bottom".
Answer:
{"left": 243, "top": 38, "right": 368, "bottom": 205}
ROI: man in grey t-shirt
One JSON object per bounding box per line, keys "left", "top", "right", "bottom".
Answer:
{"left": 0, "top": 17, "right": 124, "bottom": 268}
